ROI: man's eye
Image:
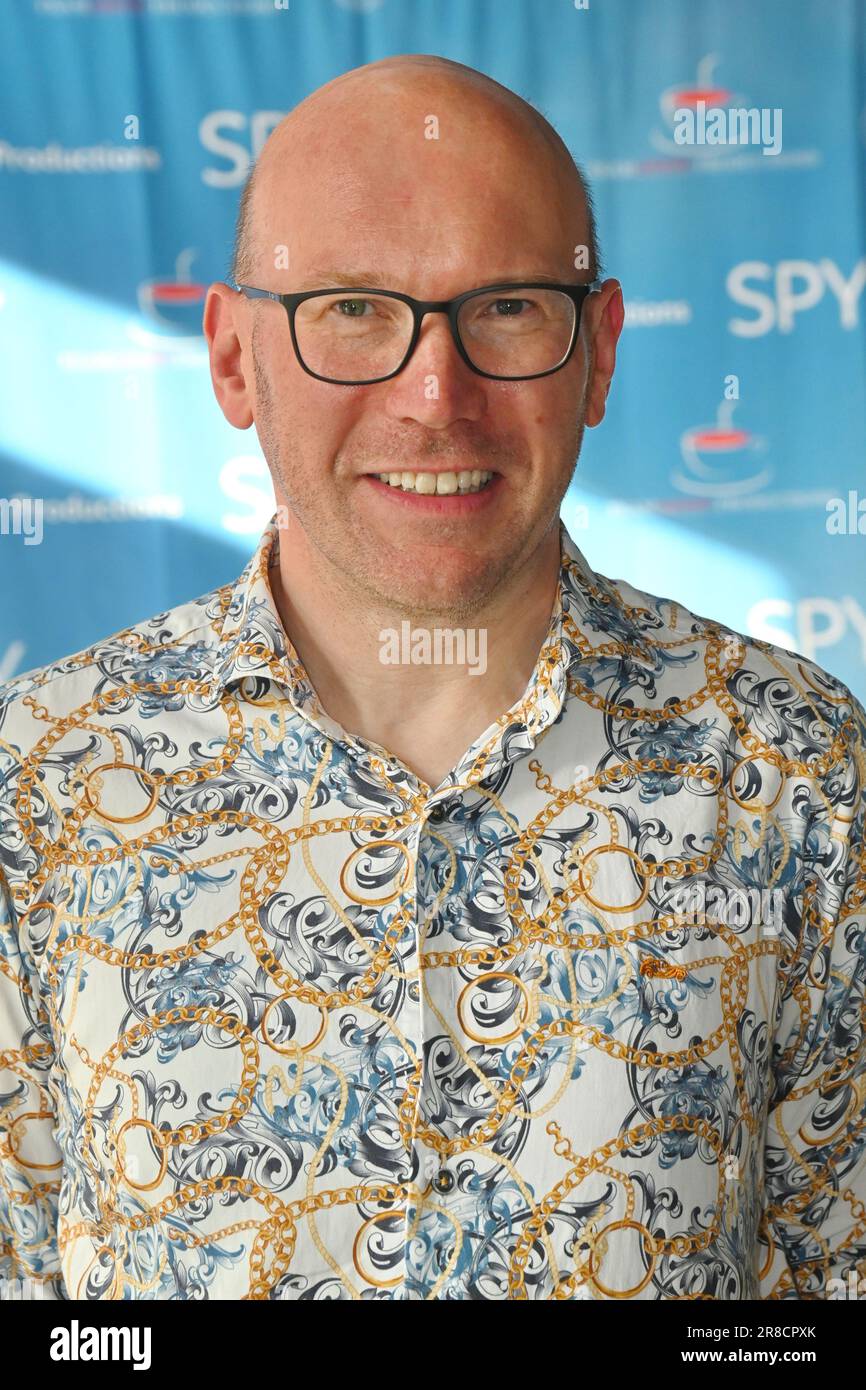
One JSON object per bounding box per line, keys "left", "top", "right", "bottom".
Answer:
{"left": 335, "top": 298, "right": 371, "bottom": 317}
{"left": 491, "top": 298, "right": 529, "bottom": 316}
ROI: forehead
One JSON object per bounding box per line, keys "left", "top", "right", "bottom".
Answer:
{"left": 256, "top": 158, "right": 580, "bottom": 288}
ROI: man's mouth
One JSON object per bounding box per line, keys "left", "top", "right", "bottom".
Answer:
{"left": 370, "top": 469, "right": 496, "bottom": 496}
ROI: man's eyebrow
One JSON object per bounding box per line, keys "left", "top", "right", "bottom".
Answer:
{"left": 291, "top": 271, "right": 397, "bottom": 291}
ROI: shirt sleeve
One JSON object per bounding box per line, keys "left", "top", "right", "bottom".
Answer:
{"left": 759, "top": 694, "right": 866, "bottom": 1299}
{"left": 0, "top": 860, "right": 64, "bottom": 1299}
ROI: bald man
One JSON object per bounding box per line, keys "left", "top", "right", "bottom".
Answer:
{"left": 1, "top": 55, "right": 865, "bottom": 1303}
{"left": 206, "top": 54, "right": 620, "bottom": 789}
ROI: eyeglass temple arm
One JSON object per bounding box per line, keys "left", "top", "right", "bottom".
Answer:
{"left": 233, "top": 284, "right": 282, "bottom": 302}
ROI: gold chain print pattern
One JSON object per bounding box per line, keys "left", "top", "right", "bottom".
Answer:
{"left": 1, "top": 514, "right": 865, "bottom": 1300}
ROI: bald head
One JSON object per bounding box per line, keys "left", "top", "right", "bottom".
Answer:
{"left": 204, "top": 49, "right": 623, "bottom": 636}
{"left": 230, "top": 54, "right": 600, "bottom": 285}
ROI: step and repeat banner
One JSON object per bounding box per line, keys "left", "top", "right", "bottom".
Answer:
{"left": 1, "top": 0, "right": 864, "bottom": 698}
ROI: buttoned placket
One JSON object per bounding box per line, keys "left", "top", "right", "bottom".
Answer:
{"left": 294, "top": 714, "right": 466, "bottom": 1296}
{"left": 323, "top": 735, "right": 560, "bottom": 1296}
{"left": 406, "top": 789, "right": 456, "bottom": 1294}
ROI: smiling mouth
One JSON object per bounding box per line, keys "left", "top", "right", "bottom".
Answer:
{"left": 369, "top": 469, "right": 496, "bottom": 495}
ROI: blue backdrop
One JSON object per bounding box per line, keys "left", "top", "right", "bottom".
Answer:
{"left": 1, "top": 0, "right": 864, "bottom": 699}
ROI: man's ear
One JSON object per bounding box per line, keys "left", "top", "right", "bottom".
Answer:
{"left": 584, "top": 279, "right": 624, "bottom": 428}
{"left": 203, "top": 282, "right": 255, "bottom": 430}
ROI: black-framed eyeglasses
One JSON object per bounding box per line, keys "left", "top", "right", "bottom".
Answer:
{"left": 232, "top": 279, "right": 602, "bottom": 385}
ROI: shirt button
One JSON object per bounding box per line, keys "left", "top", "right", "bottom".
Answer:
{"left": 433, "top": 1167, "right": 454, "bottom": 1194}
{"left": 428, "top": 803, "right": 446, "bottom": 823}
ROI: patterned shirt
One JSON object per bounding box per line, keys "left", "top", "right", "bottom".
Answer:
{"left": 1, "top": 511, "right": 865, "bottom": 1302}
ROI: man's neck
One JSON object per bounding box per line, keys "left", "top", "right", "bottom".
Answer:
{"left": 266, "top": 515, "right": 564, "bottom": 790}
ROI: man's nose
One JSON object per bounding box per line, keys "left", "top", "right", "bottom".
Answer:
{"left": 382, "top": 312, "right": 487, "bottom": 426}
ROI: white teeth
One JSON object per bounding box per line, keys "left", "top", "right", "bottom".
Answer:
{"left": 375, "top": 469, "right": 494, "bottom": 495}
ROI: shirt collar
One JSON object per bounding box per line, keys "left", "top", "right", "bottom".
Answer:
{"left": 207, "top": 513, "right": 322, "bottom": 719}
{"left": 205, "top": 511, "right": 663, "bottom": 771}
